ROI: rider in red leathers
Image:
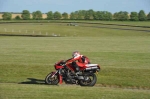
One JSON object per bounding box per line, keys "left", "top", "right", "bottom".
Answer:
{"left": 66, "top": 51, "right": 90, "bottom": 75}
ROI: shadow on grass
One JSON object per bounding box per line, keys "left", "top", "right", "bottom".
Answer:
{"left": 19, "top": 78, "right": 45, "bottom": 84}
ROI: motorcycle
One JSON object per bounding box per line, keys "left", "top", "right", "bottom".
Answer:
{"left": 45, "top": 60, "right": 100, "bottom": 86}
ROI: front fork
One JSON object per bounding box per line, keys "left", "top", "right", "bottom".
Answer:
{"left": 58, "top": 69, "right": 63, "bottom": 84}
{"left": 51, "top": 69, "right": 63, "bottom": 84}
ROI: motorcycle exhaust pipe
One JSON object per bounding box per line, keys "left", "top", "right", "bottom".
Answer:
{"left": 85, "top": 66, "right": 98, "bottom": 71}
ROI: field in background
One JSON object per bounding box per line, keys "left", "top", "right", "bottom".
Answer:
{"left": 0, "top": 21, "right": 150, "bottom": 37}
{"left": 0, "top": 22, "right": 150, "bottom": 99}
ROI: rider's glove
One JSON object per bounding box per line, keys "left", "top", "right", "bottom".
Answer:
{"left": 61, "top": 60, "right": 66, "bottom": 66}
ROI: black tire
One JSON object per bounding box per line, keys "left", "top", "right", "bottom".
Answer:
{"left": 45, "top": 72, "right": 59, "bottom": 85}
{"left": 79, "top": 73, "right": 97, "bottom": 86}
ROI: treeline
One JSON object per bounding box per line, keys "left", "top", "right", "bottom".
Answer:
{"left": 1, "top": 9, "right": 150, "bottom": 21}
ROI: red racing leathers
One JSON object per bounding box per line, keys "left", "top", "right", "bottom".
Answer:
{"left": 66, "top": 55, "right": 90, "bottom": 68}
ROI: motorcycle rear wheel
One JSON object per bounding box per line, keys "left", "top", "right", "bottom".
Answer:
{"left": 45, "top": 72, "right": 59, "bottom": 85}
{"left": 79, "top": 73, "right": 97, "bottom": 86}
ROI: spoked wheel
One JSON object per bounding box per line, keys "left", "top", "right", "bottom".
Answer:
{"left": 45, "top": 72, "right": 59, "bottom": 85}
{"left": 79, "top": 73, "right": 97, "bottom": 86}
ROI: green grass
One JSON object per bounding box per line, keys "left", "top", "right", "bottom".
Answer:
{"left": 0, "top": 22, "right": 150, "bottom": 37}
{"left": 0, "top": 22, "right": 150, "bottom": 98}
{"left": 1, "top": 83, "right": 150, "bottom": 99}
{"left": 0, "top": 20, "right": 150, "bottom": 26}
{"left": 0, "top": 37, "right": 149, "bottom": 87}
{"left": 85, "top": 21, "right": 150, "bottom": 26}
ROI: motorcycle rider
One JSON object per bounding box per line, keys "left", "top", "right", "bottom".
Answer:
{"left": 65, "top": 51, "right": 90, "bottom": 75}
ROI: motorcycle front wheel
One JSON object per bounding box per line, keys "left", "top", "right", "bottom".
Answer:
{"left": 79, "top": 73, "right": 97, "bottom": 86}
{"left": 45, "top": 72, "right": 59, "bottom": 85}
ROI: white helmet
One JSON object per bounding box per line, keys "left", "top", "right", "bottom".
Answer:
{"left": 72, "top": 51, "right": 80, "bottom": 58}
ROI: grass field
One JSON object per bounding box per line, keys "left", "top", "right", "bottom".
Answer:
{"left": 1, "top": 83, "right": 150, "bottom": 99}
{"left": 0, "top": 22, "right": 150, "bottom": 99}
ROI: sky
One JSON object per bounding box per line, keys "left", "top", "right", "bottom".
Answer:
{"left": 0, "top": 0, "right": 149, "bottom": 14}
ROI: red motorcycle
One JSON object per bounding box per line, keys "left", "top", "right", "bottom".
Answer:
{"left": 45, "top": 60, "right": 100, "bottom": 86}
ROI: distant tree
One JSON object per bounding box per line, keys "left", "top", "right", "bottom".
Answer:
{"left": 62, "top": 12, "right": 68, "bottom": 19}
{"left": 102, "top": 11, "right": 112, "bottom": 20}
{"left": 76, "top": 11, "right": 82, "bottom": 19}
{"left": 130, "top": 12, "right": 138, "bottom": 21}
{"left": 70, "top": 10, "right": 112, "bottom": 20}
{"left": 93, "top": 11, "right": 100, "bottom": 20}
{"left": 73, "top": 11, "right": 78, "bottom": 19}
{"left": 32, "top": 10, "right": 42, "bottom": 20}
{"left": 114, "top": 11, "right": 129, "bottom": 21}
{"left": 84, "top": 11, "right": 90, "bottom": 20}
{"left": 84, "top": 9, "right": 94, "bottom": 20}
{"left": 113, "top": 12, "right": 118, "bottom": 20}
{"left": 70, "top": 12, "right": 76, "bottom": 19}
{"left": 98, "top": 11, "right": 105, "bottom": 20}
{"left": 76, "top": 10, "right": 86, "bottom": 20}
{"left": 15, "top": 15, "right": 21, "bottom": 20}
{"left": 147, "top": 12, "right": 150, "bottom": 20}
{"left": 94, "top": 11, "right": 112, "bottom": 20}
{"left": 138, "top": 10, "right": 147, "bottom": 21}
{"left": 53, "top": 11, "right": 61, "bottom": 19}
{"left": 47, "top": 11, "right": 53, "bottom": 20}
{"left": 21, "top": 10, "right": 30, "bottom": 20}
{"left": 2, "top": 12, "right": 12, "bottom": 20}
